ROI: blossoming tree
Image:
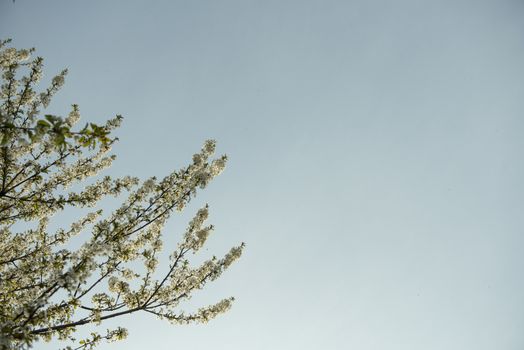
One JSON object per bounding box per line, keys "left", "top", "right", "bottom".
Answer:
{"left": 0, "top": 39, "right": 244, "bottom": 350}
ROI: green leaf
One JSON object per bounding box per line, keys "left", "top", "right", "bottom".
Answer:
{"left": 36, "top": 120, "right": 51, "bottom": 128}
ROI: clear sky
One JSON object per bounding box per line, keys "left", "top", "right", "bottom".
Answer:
{"left": 2, "top": 1, "right": 524, "bottom": 349}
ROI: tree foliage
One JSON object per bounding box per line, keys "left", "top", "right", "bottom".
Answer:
{"left": 0, "top": 39, "right": 244, "bottom": 350}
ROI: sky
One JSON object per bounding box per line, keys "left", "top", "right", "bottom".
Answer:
{"left": 2, "top": 0, "right": 524, "bottom": 349}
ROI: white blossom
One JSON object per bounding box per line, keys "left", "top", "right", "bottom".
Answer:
{"left": 0, "top": 40, "right": 243, "bottom": 350}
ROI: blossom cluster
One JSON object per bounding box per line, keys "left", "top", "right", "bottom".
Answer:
{"left": 0, "top": 40, "right": 244, "bottom": 350}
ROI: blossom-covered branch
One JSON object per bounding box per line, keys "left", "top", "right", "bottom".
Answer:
{"left": 0, "top": 39, "right": 244, "bottom": 350}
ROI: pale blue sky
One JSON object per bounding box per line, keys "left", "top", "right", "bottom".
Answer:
{"left": 2, "top": 1, "right": 524, "bottom": 349}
